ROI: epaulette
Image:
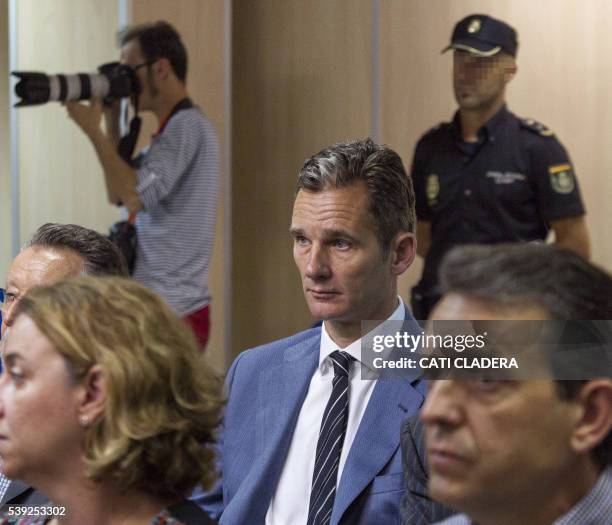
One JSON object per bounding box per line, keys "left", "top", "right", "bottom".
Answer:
{"left": 519, "top": 118, "right": 555, "bottom": 137}
{"left": 421, "top": 122, "right": 445, "bottom": 139}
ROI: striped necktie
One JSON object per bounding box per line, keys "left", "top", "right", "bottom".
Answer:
{"left": 307, "top": 350, "right": 354, "bottom": 525}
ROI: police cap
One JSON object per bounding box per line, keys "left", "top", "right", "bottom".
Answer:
{"left": 442, "top": 14, "right": 518, "bottom": 57}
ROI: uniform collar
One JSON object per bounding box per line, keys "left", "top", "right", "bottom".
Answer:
{"left": 452, "top": 104, "right": 510, "bottom": 142}
{"left": 482, "top": 104, "right": 510, "bottom": 137}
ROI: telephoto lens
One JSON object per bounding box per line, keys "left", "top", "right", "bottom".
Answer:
{"left": 12, "top": 62, "right": 139, "bottom": 107}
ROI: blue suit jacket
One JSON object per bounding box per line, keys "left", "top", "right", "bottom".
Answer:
{"left": 196, "top": 320, "right": 432, "bottom": 524}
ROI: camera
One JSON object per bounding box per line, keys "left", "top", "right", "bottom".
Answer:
{"left": 12, "top": 61, "right": 140, "bottom": 107}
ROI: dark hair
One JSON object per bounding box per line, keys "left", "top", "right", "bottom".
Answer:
{"left": 119, "top": 21, "right": 187, "bottom": 83}
{"left": 439, "top": 243, "right": 612, "bottom": 467}
{"left": 296, "top": 138, "right": 415, "bottom": 256}
{"left": 439, "top": 243, "right": 612, "bottom": 320}
{"left": 28, "top": 223, "right": 128, "bottom": 277}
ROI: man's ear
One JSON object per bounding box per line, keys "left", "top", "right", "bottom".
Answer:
{"left": 77, "top": 364, "right": 107, "bottom": 427}
{"left": 570, "top": 379, "right": 612, "bottom": 456}
{"left": 504, "top": 58, "right": 517, "bottom": 83}
{"left": 154, "top": 58, "right": 172, "bottom": 80}
{"left": 389, "top": 232, "right": 416, "bottom": 276}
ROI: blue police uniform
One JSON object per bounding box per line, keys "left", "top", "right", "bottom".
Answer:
{"left": 411, "top": 105, "right": 585, "bottom": 317}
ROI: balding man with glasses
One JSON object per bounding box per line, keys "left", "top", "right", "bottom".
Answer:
{"left": 0, "top": 223, "right": 127, "bottom": 511}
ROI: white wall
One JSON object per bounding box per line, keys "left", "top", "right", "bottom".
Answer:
{"left": 14, "top": 0, "right": 121, "bottom": 245}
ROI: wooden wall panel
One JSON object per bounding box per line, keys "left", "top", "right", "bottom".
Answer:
{"left": 231, "top": 0, "right": 372, "bottom": 357}
{"left": 0, "top": 0, "right": 9, "bottom": 278}
{"left": 379, "top": 0, "right": 612, "bottom": 302}
{"left": 130, "top": 0, "right": 227, "bottom": 372}
{"left": 16, "top": 0, "right": 121, "bottom": 243}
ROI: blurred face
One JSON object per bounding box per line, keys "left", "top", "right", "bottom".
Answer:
{"left": 291, "top": 183, "right": 399, "bottom": 329}
{"left": 120, "top": 39, "right": 158, "bottom": 110}
{"left": 422, "top": 294, "right": 581, "bottom": 517}
{"left": 0, "top": 315, "right": 83, "bottom": 482}
{"left": 453, "top": 50, "right": 515, "bottom": 111}
{"left": 2, "top": 247, "right": 84, "bottom": 338}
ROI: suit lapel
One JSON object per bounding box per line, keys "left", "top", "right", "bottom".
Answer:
{"left": 331, "top": 376, "right": 423, "bottom": 523}
{"left": 248, "top": 334, "right": 320, "bottom": 520}
{"left": 1, "top": 479, "right": 31, "bottom": 506}
{"left": 331, "top": 315, "right": 425, "bottom": 524}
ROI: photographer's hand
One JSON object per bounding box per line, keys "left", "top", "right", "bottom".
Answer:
{"left": 66, "top": 99, "right": 103, "bottom": 137}
{"left": 103, "top": 99, "right": 122, "bottom": 148}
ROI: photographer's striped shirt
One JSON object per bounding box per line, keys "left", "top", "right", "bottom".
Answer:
{"left": 133, "top": 106, "right": 219, "bottom": 316}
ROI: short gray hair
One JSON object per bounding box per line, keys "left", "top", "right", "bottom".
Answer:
{"left": 296, "top": 138, "right": 415, "bottom": 255}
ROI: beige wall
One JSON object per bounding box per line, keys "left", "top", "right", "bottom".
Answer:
{"left": 9, "top": 0, "right": 228, "bottom": 371}
{"left": 231, "top": 0, "right": 612, "bottom": 360}
{"left": 6, "top": 1, "right": 611, "bottom": 369}
{"left": 130, "top": 0, "right": 227, "bottom": 372}
{"left": 0, "top": 0, "right": 9, "bottom": 279}
{"left": 379, "top": 0, "right": 612, "bottom": 299}
{"left": 231, "top": 0, "right": 372, "bottom": 357}
{"left": 15, "top": 0, "right": 121, "bottom": 243}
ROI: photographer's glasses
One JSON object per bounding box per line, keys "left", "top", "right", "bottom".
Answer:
{"left": 132, "top": 59, "right": 158, "bottom": 72}
{"left": 0, "top": 288, "right": 4, "bottom": 332}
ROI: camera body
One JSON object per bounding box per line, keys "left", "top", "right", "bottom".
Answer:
{"left": 12, "top": 61, "right": 140, "bottom": 107}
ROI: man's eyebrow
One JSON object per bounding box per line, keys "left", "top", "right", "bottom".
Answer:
{"left": 289, "top": 227, "right": 357, "bottom": 241}
{"left": 320, "top": 228, "right": 357, "bottom": 241}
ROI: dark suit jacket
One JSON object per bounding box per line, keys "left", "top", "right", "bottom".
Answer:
{"left": 400, "top": 415, "right": 455, "bottom": 524}
{"left": 169, "top": 499, "right": 217, "bottom": 525}
{"left": 0, "top": 480, "right": 48, "bottom": 511}
{"left": 0, "top": 485, "right": 215, "bottom": 525}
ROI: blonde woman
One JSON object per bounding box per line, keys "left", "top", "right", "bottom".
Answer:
{"left": 0, "top": 277, "right": 223, "bottom": 525}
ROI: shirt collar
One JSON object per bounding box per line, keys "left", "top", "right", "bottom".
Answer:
{"left": 318, "top": 297, "right": 406, "bottom": 374}
{"left": 554, "top": 466, "right": 612, "bottom": 524}
{"left": 451, "top": 104, "right": 510, "bottom": 141}
{"left": 154, "top": 97, "right": 193, "bottom": 136}
{"left": 461, "top": 466, "right": 612, "bottom": 525}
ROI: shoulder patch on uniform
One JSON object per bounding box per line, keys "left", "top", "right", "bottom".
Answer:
{"left": 548, "top": 163, "right": 575, "bottom": 194}
{"left": 520, "top": 118, "right": 555, "bottom": 137}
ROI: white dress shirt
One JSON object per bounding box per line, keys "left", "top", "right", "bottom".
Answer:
{"left": 265, "top": 299, "right": 406, "bottom": 525}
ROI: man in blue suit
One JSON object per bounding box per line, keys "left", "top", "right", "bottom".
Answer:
{"left": 197, "top": 138, "right": 447, "bottom": 524}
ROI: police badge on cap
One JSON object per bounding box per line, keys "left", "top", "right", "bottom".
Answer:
{"left": 442, "top": 14, "right": 518, "bottom": 57}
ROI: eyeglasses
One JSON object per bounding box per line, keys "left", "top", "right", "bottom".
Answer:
{"left": 0, "top": 288, "right": 12, "bottom": 314}
{"left": 132, "top": 59, "right": 158, "bottom": 72}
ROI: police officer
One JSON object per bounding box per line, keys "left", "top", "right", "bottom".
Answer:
{"left": 411, "top": 14, "right": 590, "bottom": 319}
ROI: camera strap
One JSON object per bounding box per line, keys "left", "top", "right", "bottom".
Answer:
{"left": 118, "top": 91, "right": 142, "bottom": 165}
{"left": 155, "top": 97, "right": 193, "bottom": 136}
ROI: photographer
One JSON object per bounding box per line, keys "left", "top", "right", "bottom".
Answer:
{"left": 66, "top": 21, "right": 219, "bottom": 349}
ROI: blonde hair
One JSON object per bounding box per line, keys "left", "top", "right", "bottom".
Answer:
{"left": 14, "top": 276, "right": 224, "bottom": 500}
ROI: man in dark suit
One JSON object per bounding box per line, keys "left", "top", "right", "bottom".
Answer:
{"left": 196, "top": 139, "right": 448, "bottom": 524}
{"left": 0, "top": 223, "right": 127, "bottom": 510}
